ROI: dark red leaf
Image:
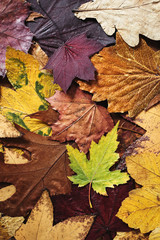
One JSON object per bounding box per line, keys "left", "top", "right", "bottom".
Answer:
{"left": 52, "top": 182, "right": 134, "bottom": 240}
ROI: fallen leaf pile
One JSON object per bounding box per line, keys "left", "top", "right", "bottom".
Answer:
{"left": 0, "top": 0, "right": 160, "bottom": 239}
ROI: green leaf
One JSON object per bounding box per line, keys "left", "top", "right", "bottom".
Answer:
{"left": 67, "top": 123, "right": 129, "bottom": 203}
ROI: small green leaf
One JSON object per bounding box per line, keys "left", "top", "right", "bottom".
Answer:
{"left": 67, "top": 123, "right": 129, "bottom": 206}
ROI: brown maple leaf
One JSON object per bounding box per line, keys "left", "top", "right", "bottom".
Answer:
{"left": 0, "top": 125, "right": 72, "bottom": 216}
{"left": 78, "top": 33, "right": 160, "bottom": 117}
{"left": 46, "top": 84, "right": 113, "bottom": 153}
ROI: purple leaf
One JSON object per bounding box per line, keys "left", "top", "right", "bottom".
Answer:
{"left": 45, "top": 33, "right": 103, "bottom": 91}
{"left": 52, "top": 182, "right": 134, "bottom": 240}
{"left": 27, "top": 0, "right": 115, "bottom": 56}
{"left": 0, "top": 0, "right": 33, "bottom": 76}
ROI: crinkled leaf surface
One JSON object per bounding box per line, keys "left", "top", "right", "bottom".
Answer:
{"left": 0, "top": 0, "right": 33, "bottom": 76}
{"left": 0, "top": 47, "right": 60, "bottom": 136}
{"left": 27, "top": 0, "right": 115, "bottom": 57}
{"left": 132, "top": 104, "right": 160, "bottom": 154}
{"left": 78, "top": 34, "right": 160, "bottom": 117}
{"left": 47, "top": 85, "right": 113, "bottom": 153}
{"left": 0, "top": 213, "right": 24, "bottom": 240}
{"left": 75, "top": 0, "right": 160, "bottom": 47}
{"left": 15, "top": 191, "right": 94, "bottom": 240}
{"left": 52, "top": 182, "right": 134, "bottom": 240}
{"left": 45, "top": 33, "right": 103, "bottom": 92}
{"left": 117, "top": 152, "right": 160, "bottom": 233}
{"left": 67, "top": 123, "right": 129, "bottom": 195}
{"left": 0, "top": 125, "right": 72, "bottom": 216}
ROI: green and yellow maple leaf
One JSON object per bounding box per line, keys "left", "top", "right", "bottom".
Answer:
{"left": 0, "top": 47, "right": 61, "bottom": 136}
{"left": 67, "top": 123, "right": 129, "bottom": 207}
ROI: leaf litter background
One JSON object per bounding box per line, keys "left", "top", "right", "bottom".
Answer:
{"left": 0, "top": 0, "right": 160, "bottom": 239}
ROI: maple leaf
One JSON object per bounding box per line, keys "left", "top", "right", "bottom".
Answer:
{"left": 27, "top": 0, "right": 115, "bottom": 57}
{"left": 0, "top": 213, "right": 24, "bottom": 240}
{"left": 78, "top": 34, "right": 160, "bottom": 117}
{"left": 0, "top": 47, "right": 60, "bottom": 136}
{"left": 117, "top": 152, "right": 160, "bottom": 233}
{"left": 0, "top": 0, "right": 33, "bottom": 76}
{"left": 15, "top": 191, "right": 94, "bottom": 240}
{"left": 0, "top": 125, "right": 72, "bottom": 216}
{"left": 46, "top": 84, "right": 113, "bottom": 153}
{"left": 52, "top": 182, "right": 134, "bottom": 240}
{"left": 74, "top": 0, "right": 160, "bottom": 47}
{"left": 67, "top": 123, "right": 129, "bottom": 207}
{"left": 45, "top": 33, "right": 103, "bottom": 92}
{"left": 131, "top": 104, "right": 160, "bottom": 154}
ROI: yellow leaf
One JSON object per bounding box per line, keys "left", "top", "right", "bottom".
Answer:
{"left": 78, "top": 34, "right": 160, "bottom": 117}
{"left": 133, "top": 104, "right": 160, "bottom": 153}
{"left": 15, "top": 191, "right": 94, "bottom": 240}
{"left": 4, "top": 148, "right": 29, "bottom": 164}
{"left": 114, "top": 231, "right": 149, "bottom": 240}
{"left": 117, "top": 152, "right": 160, "bottom": 233}
{"left": 149, "top": 227, "right": 160, "bottom": 240}
{"left": 0, "top": 186, "right": 16, "bottom": 201}
{"left": 0, "top": 47, "right": 61, "bottom": 136}
{"left": 0, "top": 213, "right": 24, "bottom": 240}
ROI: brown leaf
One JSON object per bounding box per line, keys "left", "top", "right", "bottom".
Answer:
{"left": 46, "top": 84, "right": 113, "bottom": 153}
{"left": 114, "top": 230, "right": 149, "bottom": 240}
{"left": 26, "top": 12, "right": 44, "bottom": 22}
{"left": 15, "top": 191, "right": 94, "bottom": 240}
{"left": 28, "top": 106, "right": 59, "bottom": 126}
{"left": 78, "top": 34, "right": 160, "bottom": 117}
{"left": 0, "top": 125, "right": 72, "bottom": 216}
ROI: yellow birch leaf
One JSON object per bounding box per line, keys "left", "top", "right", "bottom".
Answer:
{"left": 133, "top": 104, "right": 160, "bottom": 154}
{"left": 114, "top": 231, "right": 149, "bottom": 240}
{"left": 15, "top": 191, "right": 94, "bottom": 240}
{"left": 0, "top": 186, "right": 16, "bottom": 201}
{"left": 0, "top": 213, "right": 24, "bottom": 240}
{"left": 0, "top": 47, "right": 61, "bottom": 136}
{"left": 117, "top": 152, "right": 160, "bottom": 233}
{"left": 78, "top": 34, "right": 160, "bottom": 117}
{"left": 149, "top": 227, "right": 160, "bottom": 240}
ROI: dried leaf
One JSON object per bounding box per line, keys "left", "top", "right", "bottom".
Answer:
{"left": 45, "top": 33, "right": 103, "bottom": 92}
{"left": 47, "top": 85, "right": 113, "bottom": 153}
{"left": 149, "top": 227, "right": 160, "bottom": 240}
{"left": 75, "top": 0, "right": 160, "bottom": 47}
{"left": 67, "top": 123, "right": 129, "bottom": 200}
{"left": 114, "top": 231, "right": 149, "bottom": 240}
{"left": 0, "top": 114, "right": 20, "bottom": 138}
{"left": 133, "top": 104, "right": 160, "bottom": 153}
{"left": 0, "top": 0, "right": 33, "bottom": 76}
{"left": 0, "top": 47, "right": 60, "bottom": 136}
{"left": 0, "top": 213, "right": 24, "bottom": 240}
{"left": 78, "top": 34, "right": 160, "bottom": 117}
{"left": 4, "top": 148, "right": 29, "bottom": 164}
{"left": 0, "top": 125, "right": 72, "bottom": 216}
{"left": 26, "top": 12, "right": 44, "bottom": 22}
{"left": 0, "top": 186, "right": 16, "bottom": 202}
{"left": 117, "top": 152, "right": 160, "bottom": 233}
{"left": 15, "top": 191, "right": 94, "bottom": 240}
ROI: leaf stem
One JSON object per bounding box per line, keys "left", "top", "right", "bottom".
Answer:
{"left": 118, "top": 126, "right": 144, "bottom": 135}
{"left": 88, "top": 182, "right": 93, "bottom": 208}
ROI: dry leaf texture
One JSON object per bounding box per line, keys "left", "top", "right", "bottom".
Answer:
{"left": 0, "top": 0, "right": 33, "bottom": 76}
{"left": 114, "top": 231, "right": 149, "bottom": 240}
{"left": 15, "top": 191, "right": 94, "bottom": 240}
{"left": 0, "top": 125, "right": 72, "bottom": 216}
{"left": 0, "top": 114, "right": 20, "bottom": 138}
{"left": 78, "top": 34, "right": 160, "bottom": 117}
{"left": 117, "top": 152, "right": 160, "bottom": 233}
{"left": 75, "top": 0, "right": 160, "bottom": 47}
{"left": 47, "top": 85, "right": 113, "bottom": 153}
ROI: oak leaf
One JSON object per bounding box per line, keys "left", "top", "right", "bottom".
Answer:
{"left": 117, "top": 152, "right": 160, "bottom": 233}
{"left": 78, "top": 34, "right": 160, "bottom": 117}
{"left": 0, "top": 0, "right": 33, "bottom": 76}
{"left": 52, "top": 182, "right": 134, "bottom": 240}
{"left": 0, "top": 213, "right": 24, "bottom": 240}
{"left": 45, "top": 33, "right": 103, "bottom": 92}
{"left": 0, "top": 125, "right": 72, "bottom": 216}
{"left": 67, "top": 123, "right": 129, "bottom": 204}
{"left": 0, "top": 47, "right": 60, "bottom": 136}
{"left": 74, "top": 0, "right": 160, "bottom": 47}
{"left": 132, "top": 104, "right": 160, "bottom": 154}
{"left": 46, "top": 85, "right": 113, "bottom": 153}
{"left": 15, "top": 191, "right": 94, "bottom": 240}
